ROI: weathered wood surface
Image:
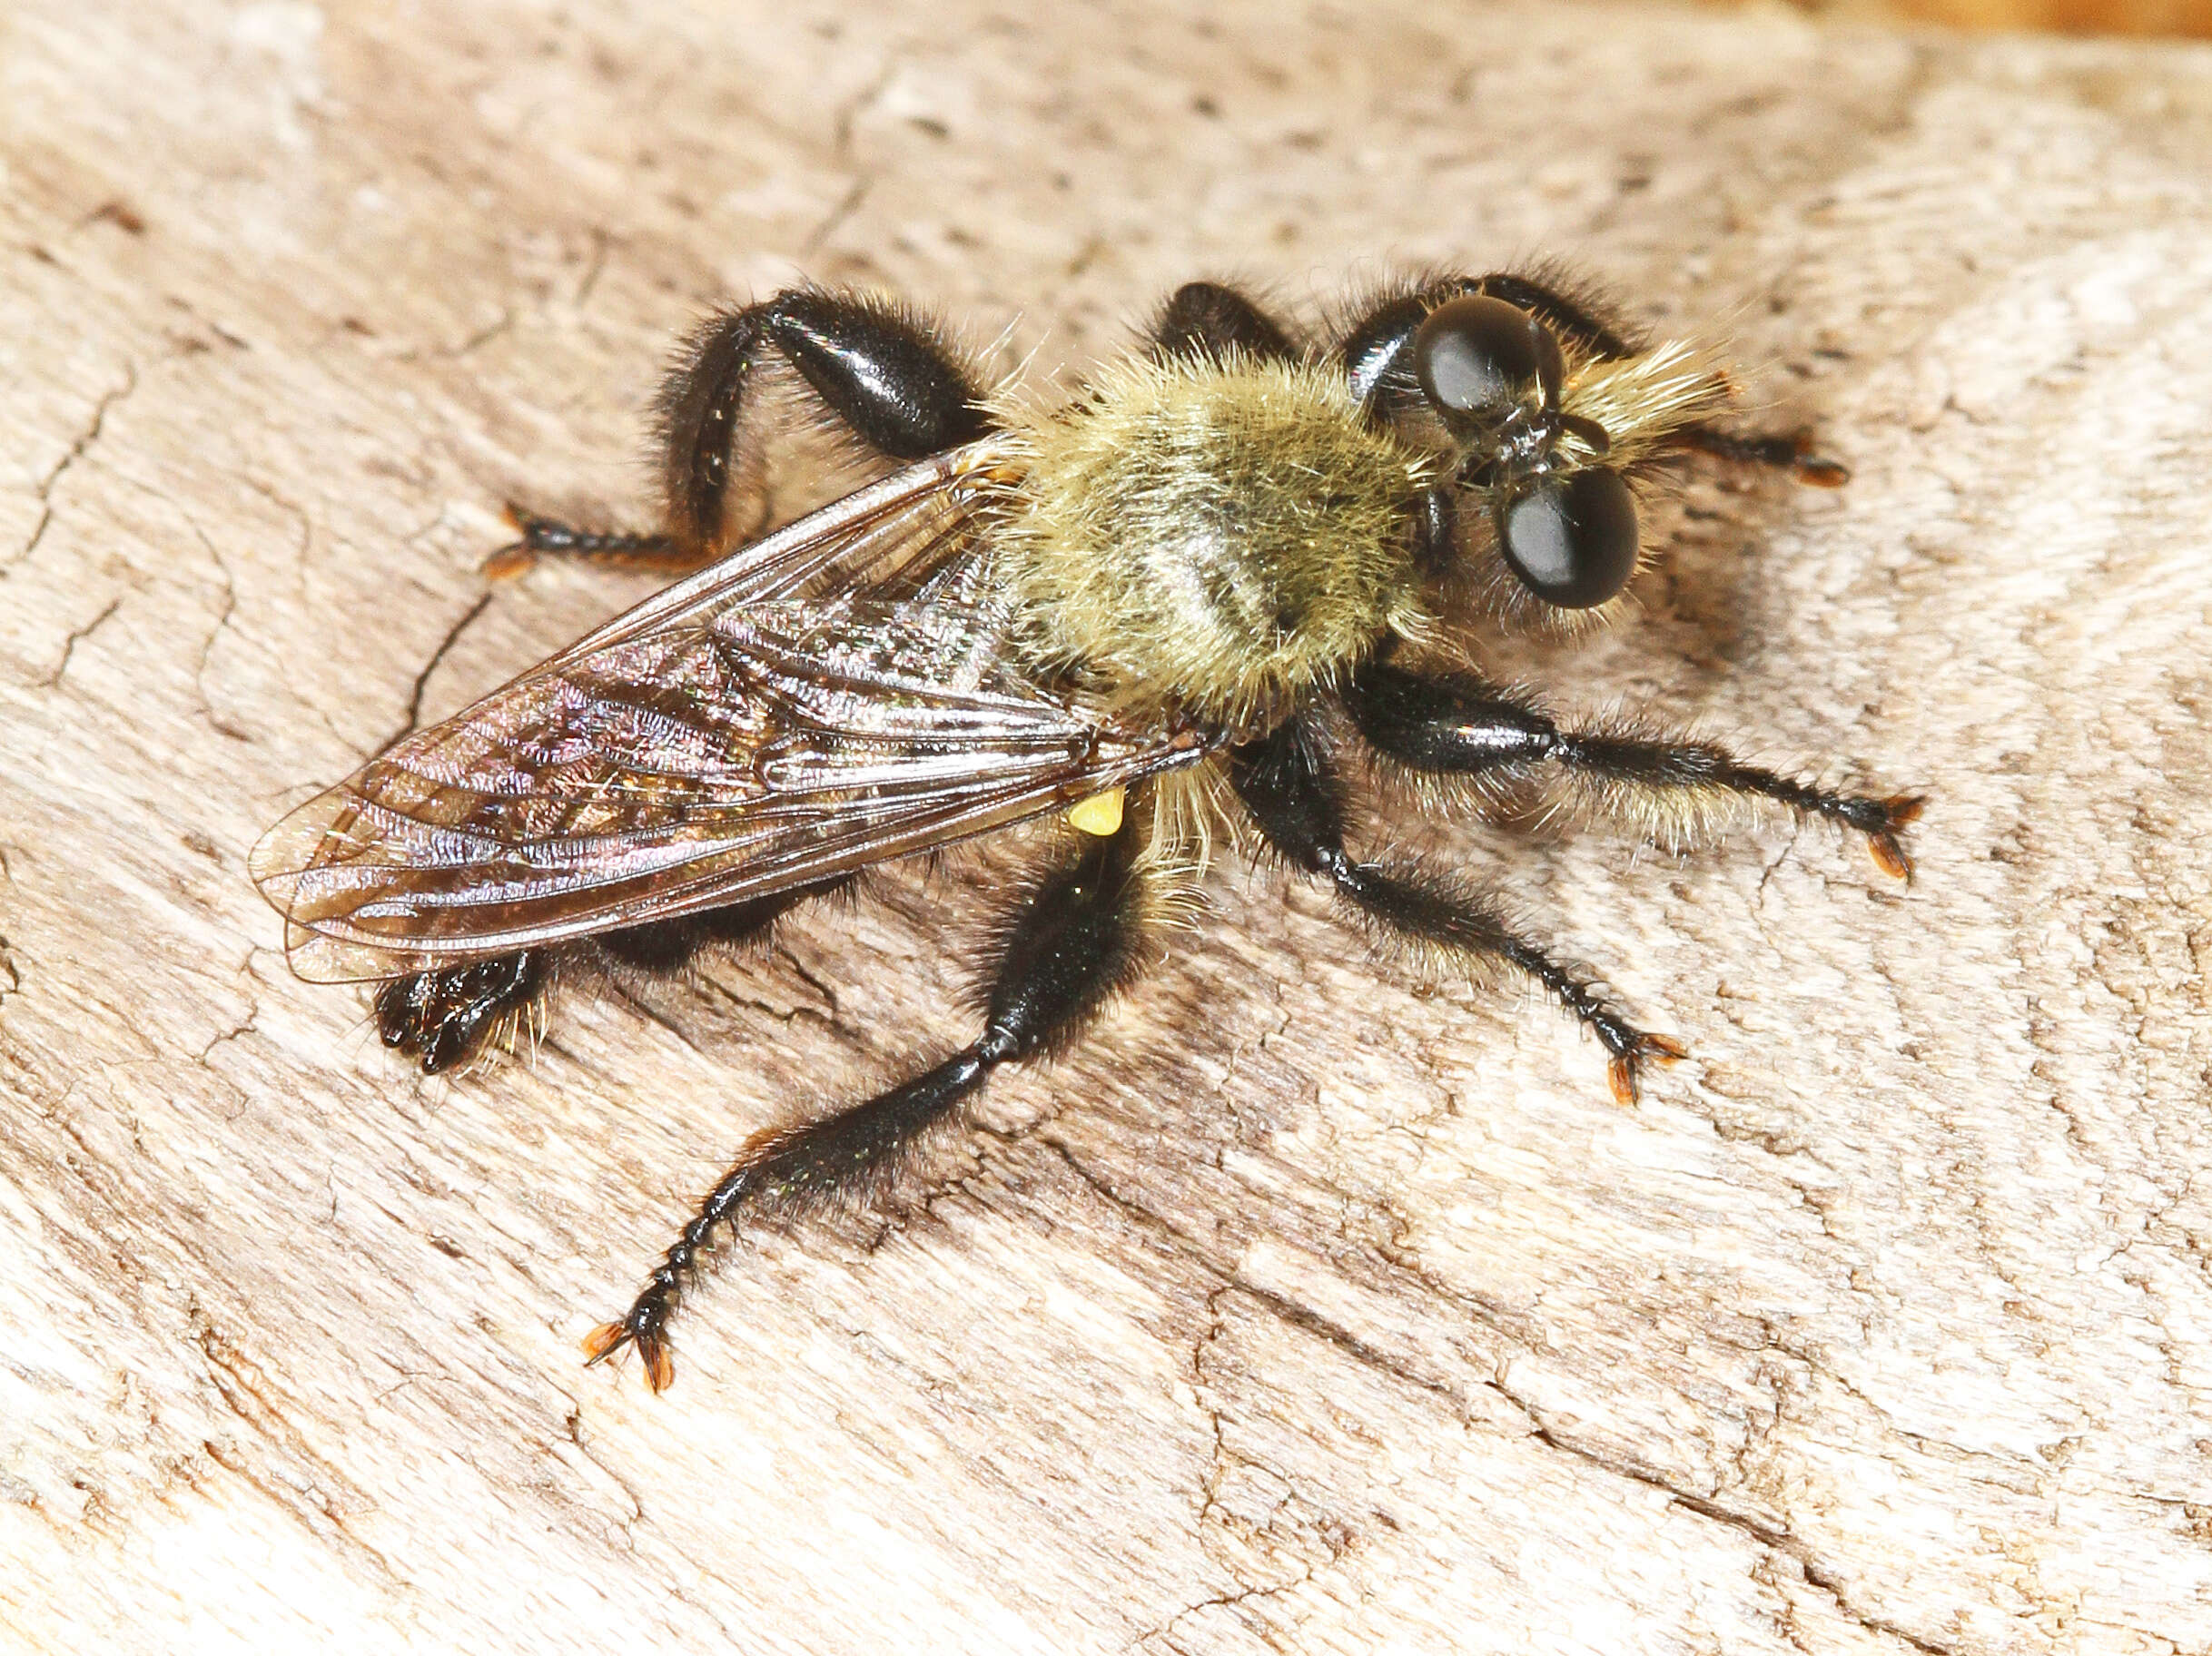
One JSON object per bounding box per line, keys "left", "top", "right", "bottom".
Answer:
{"left": 2, "top": 3, "right": 2207, "bottom": 1651}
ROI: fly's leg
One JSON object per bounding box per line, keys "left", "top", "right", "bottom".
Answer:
{"left": 498, "top": 288, "right": 992, "bottom": 576}
{"left": 586, "top": 816, "right": 1156, "bottom": 1392}
{"left": 1340, "top": 659, "right": 1924, "bottom": 879}
{"left": 1229, "top": 714, "right": 1683, "bottom": 1107}
{"left": 1657, "top": 423, "right": 1852, "bottom": 487}
{"left": 1332, "top": 271, "right": 1844, "bottom": 482}
{"left": 1466, "top": 276, "right": 1849, "bottom": 484}
{"left": 657, "top": 289, "right": 992, "bottom": 558}
{"left": 482, "top": 510, "right": 682, "bottom": 579}
{"left": 375, "top": 880, "right": 848, "bottom": 1074}
{"left": 1148, "top": 281, "right": 1302, "bottom": 363}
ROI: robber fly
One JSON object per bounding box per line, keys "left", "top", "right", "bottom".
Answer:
{"left": 252, "top": 273, "right": 1921, "bottom": 1391}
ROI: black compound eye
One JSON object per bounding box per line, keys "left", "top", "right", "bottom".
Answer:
{"left": 1412, "top": 296, "right": 1565, "bottom": 429}
{"left": 1495, "top": 468, "right": 1640, "bottom": 608}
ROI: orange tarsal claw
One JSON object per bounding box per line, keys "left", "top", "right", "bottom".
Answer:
{"left": 582, "top": 1320, "right": 676, "bottom": 1394}
{"left": 1865, "top": 794, "right": 1927, "bottom": 882}
{"left": 1608, "top": 1032, "right": 1688, "bottom": 1107}
{"left": 1784, "top": 429, "right": 1851, "bottom": 488}
{"left": 479, "top": 504, "right": 539, "bottom": 580}
{"left": 480, "top": 543, "right": 536, "bottom": 580}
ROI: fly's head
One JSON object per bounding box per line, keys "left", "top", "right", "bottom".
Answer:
{"left": 1395, "top": 292, "right": 1753, "bottom": 634}
{"left": 1411, "top": 296, "right": 1642, "bottom": 612}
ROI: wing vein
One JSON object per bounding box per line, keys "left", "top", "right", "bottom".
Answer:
{"left": 252, "top": 448, "right": 1216, "bottom": 981}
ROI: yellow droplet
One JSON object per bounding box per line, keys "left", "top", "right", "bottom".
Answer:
{"left": 1066, "top": 787, "right": 1125, "bottom": 837}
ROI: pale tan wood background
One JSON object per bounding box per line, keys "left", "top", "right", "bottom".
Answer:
{"left": 2, "top": 3, "right": 2207, "bottom": 1651}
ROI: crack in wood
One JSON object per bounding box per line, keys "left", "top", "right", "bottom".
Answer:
{"left": 1051, "top": 1128, "right": 1968, "bottom": 1656}
{"left": 384, "top": 589, "right": 496, "bottom": 751}
{"left": 4, "top": 365, "right": 137, "bottom": 577}
{"left": 33, "top": 596, "right": 123, "bottom": 691}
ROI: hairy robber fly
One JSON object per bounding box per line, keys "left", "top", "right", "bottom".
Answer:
{"left": 252, "top": 272, "right": 1921, "bottom": 1391}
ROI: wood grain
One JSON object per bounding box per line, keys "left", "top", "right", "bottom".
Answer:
{"left": 2, "top": 4, "right": 2207, "bottom": 1651}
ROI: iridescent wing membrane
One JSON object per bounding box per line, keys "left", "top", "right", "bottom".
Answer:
{"left": 251, "top": 447, "right": 1213, "bottom": 982}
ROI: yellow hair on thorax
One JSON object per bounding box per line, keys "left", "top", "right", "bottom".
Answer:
{"left": 990, "top": 354, "right": 1435, "bottom": 729}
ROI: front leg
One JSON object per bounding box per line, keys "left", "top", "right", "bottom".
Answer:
{"left": 1334, "top": 271, "right": 1848, "bottom": 484}
{"left": 1336, "top": 271, "right": 1638, "bottom": 414}
{"left": 1147, "top": 280, "right": 1302, "bottom": 364}
{"left": 1663, "top": 423, "right": 1852, "bottom": 488}
{"left": 1229, "top": 715, "right": 1683, "bottom": 1106}
{"left": 1342, "top": 659, "right": 1923, "bottom": 877}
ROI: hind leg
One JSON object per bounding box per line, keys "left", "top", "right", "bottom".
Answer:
{"left": 499, "top": 289, "right": 992, "bottom": 576}
{"left": 587, "top": 816, "right": 1158, "bottom": 1391}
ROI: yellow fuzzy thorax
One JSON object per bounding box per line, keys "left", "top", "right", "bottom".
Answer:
{"left": 989, "top": 355, "right": 1434, "bottom": 729}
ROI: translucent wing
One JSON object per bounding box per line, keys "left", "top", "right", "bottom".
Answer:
{"left": 548, "top": 444, "right": 1012, "bottom": 646}
{"left": 252, "top": 449, "right": 1212, "bottom": 982}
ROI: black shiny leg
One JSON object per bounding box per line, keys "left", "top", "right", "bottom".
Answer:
{"left": 1455, "top": 272, "right": 1636, "bottom": 360}
{"left": 1340, "top": 659, "right": 1924, "bottom": 877}
{"left": 1660, "top": 422, "right": 1852, "bottom": 487}
{"left": 501, "top": 289, "right": 991, "bottom": 575}
{"left": 586, "top": 818, "right": 1153, "bottom": 1392}
{"left": 1229, "top": 715, "right": 1683, "bottom": 1107}
{"left": 1329, "top": 271, "right": 1849, "bottom": 486}
{"left": 1409, "top": 485, "right": 1459, "bottom": 577}
{"left": 1148, "top": 281, "right": 1301, "bottom": 364}
{"left": 657, "top": 289, "right": 991, "bottom": 558}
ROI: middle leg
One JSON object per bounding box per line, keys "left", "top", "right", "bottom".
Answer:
{"left": 1229, "top": 713, "right": 1684, "bottom": 1106}
{"left": 1147, "top": 280, "right": 1302, "bottom": 364}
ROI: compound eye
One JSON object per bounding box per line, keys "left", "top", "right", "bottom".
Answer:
{"left": 1413, "top": 296, "right": 1565, "bottom": 428}
{"left": 1496, "top": 468, "right": 1640, "bottom": 608}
